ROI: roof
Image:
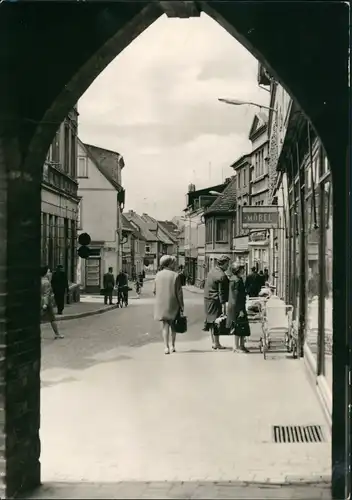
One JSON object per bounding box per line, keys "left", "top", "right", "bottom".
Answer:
{"left": 124, "top": 211, "right": 158, "bottom": 242}
{"left": 121, "top": 214, "right": 146, "bottom": 241}
{"left": 230, "top": 153, "right": 251, "bottom": 170}
{"left": 158, "top": 221, "right": 179, "bottom": 243}
{"left": 83, "top": 142, "right": 124, "bottom": 192}
{"left": 205, "top": 176, "right": 237, "bottom": 215}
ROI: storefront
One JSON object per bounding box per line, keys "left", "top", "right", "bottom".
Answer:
{"left": 277, "top": 115, "right": 333, "bottom": 416}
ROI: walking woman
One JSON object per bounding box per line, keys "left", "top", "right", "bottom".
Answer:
{"left": 204, "top": 255, "right": 230, "bottom": 350}
{"left": 153, "top": 255, "right": 184, "bottom": 355}
{"left": 226, "top": 264, "right": 251, "bottom": 353}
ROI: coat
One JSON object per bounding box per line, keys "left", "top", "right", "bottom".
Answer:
{"left": 226, "top": 276, "right": 247, "bottom": 329}
{"left": 103, "top": 272, "right": 115, "bottom": 290}
{"left": 245, "top": 272, "right": 261, "bottom": 297}
{"left": 51, "top": 270, "right": 69, "bottom": 295}
{"left": 204, "top": 266, "right": 229, "bottom": 324}
{"left": 153, "top": 269, "right": 184, "bottom": 322}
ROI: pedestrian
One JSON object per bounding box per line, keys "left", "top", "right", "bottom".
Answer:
{"left": 41, "top": 265, "right": 64, "bottom": 339}
{"left": 226, "top": 264, "right": 251, "bottom": 353}
{"left": 153, "top": 255, "right": 184, "bottom": 355}
{"left": 264, "top": 267, "right": 270, "bottom": 283}
{"left": 203, "top": 254, "right": 230, "bottom": 350}
{"left": 116, "top": 269, "right": 129, "bottom": 306}
{"left": 178, "top": 265, "right": 186, "bottom": 286}
{"left": 245, "top": 266, "right": 262, "bottom": 297}
{"left": 258, "top": 270, "right": 265, "bottom": 290}
{"left": 103, "top": 267, "right": 115, "bottom": 305}
{"left": 51, "top": 264, "right": 69, "bottom": 315}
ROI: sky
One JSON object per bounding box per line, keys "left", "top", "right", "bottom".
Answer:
{"left": 78, "top": 12, "right": 270, "bottom": 220}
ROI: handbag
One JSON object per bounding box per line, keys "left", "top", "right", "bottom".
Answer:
{"left": 213, "top": 315, "right": 231, "bottom": 335}
{"left": 234, "top": 315, "right": 251, "bottom": 337}
{"left": 174, "top": 312, "right": 187, "bottom": 334}
{"left": 100, "top": 288, "right": 105, "bottom": 296}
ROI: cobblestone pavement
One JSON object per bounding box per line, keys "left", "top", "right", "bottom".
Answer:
{"left": 38, "top": 281, "right": 331, "bottom": 498}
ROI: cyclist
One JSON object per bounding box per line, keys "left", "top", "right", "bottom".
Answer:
{"left": 116, "top": 269, "right": 129, "bottom": 307}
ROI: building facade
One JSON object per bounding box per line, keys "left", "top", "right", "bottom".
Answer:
{"left": 124, "top": 211, "right": 160, "bottom": 273}
{"left": 76, "top": 140, "right": 125, "bottom": 293}
{"left": 204, "top": 177, "right": 237, "bottom": 274}
{"left": 231, "top": 153, "right": 251, "bottom": 271}
{"left": 273, "top": 96, "right": 333, "bottom": 421}
{"left": 41, "top": 108, "right": 79, "bottom": 284}
{"left": 247, "top": 112, "right": 270, "bottom": 271}
{"left": 121, "top": 214, "right": 146, "bottom": 277}
{"left": 184, "top": 182, "right": 227, "bottom": 286}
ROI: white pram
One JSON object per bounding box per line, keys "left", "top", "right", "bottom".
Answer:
{"left": 260, "top": 296, "right": 294, "bottom": 359}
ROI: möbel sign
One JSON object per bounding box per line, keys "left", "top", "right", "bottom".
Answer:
{"left": 241, "top": 206, "right": 279, "bottom": 229}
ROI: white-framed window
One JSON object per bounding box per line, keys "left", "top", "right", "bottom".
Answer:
{"left": 77, "top": 156, "right": 88, "bottom": 178}
{"left": 146, "top": 245, "right": 151, "bottom": 253}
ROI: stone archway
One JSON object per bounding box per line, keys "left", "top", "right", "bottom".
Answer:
{"left": 0, "top": 1, "right": 349, "bottom": 498}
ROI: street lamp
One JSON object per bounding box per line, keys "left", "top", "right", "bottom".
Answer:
{"left": 218, "top": 98, "right": 277, "bottom": 114}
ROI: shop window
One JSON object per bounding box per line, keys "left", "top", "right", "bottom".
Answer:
{"left": 306, "top": 184, "right": 320, "bottom": 358}
{"left": 216, "top": 219, "right": 228, "bottom": 242}
{"left": 323, "top": 179, "right": 332, "bottom": 391}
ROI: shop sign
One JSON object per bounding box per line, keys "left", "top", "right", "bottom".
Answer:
{"left": 232, "top": 236, "right": 249, "bottom": 251}
{"left": 242, "top": 206, "right": 279, "bottom": 229}
{"left": 249, "top": 231, "right": 268, "bottom": 242}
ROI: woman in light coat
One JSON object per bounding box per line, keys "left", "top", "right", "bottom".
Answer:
{"left": 153, "top": 255, "right": 184, "bottom": 355}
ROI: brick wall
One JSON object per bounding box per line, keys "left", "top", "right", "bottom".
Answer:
{"left": 0, "top": 125, "right": 42, "bottom": 497}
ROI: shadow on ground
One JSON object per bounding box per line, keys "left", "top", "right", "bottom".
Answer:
{"left": 23, "top": 480, "right": 332, "bottom": 499}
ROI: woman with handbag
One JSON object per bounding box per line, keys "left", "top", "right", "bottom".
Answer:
{"left": 226, "top": 264, "right": 251, "bottom": 353}
{"left": 153, "top": 255, "right": 185, "bottom": 355}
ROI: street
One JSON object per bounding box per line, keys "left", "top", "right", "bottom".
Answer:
{"left": 38, "top": 281, "right": 331, "bottom": 499}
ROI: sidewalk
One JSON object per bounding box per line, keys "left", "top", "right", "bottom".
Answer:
{"left": 38, "top": 318, "right": 331, "bottom": 497}
{"left": 42, "top": 301, "right": 117, "bottom": 323}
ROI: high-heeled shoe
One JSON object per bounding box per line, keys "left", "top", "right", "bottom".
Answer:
{"left": 164, "top": 348, "right": 170, "bottom": 355}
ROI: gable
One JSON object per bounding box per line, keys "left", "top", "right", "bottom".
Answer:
{"left": 248, "top": 113, "right": 268, "bottom": 140}
{"left": 77, "top": 141, "right": 114, "bottom": 191}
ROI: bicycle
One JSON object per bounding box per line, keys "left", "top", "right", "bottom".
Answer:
{"left": 117, "top": 286, "right": 129, "bottom": 307}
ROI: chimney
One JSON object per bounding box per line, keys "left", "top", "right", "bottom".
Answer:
{"left": 188, "top": 183, "right": 196, "bottom": 192}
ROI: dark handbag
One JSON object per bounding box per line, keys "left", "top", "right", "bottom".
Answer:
{"left": 100, "top": 288, "right": 106, "bottom": 296}
{"left": 174, "top": 312, "right": 187, "bottom": 333}
{"left": 234, "top": 315, "right": 251, "bottom": 337}
{"left": 213, "top": 315, "right": 231, "bottom": 335}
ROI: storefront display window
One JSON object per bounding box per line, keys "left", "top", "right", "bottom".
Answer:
{"left": 306, "top": 183, "right": 320, "bottom": 358}
{"left": 323, "top": 179, "right": 332, "bottom": 391}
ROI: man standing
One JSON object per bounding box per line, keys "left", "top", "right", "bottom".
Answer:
{"left": 116, "top": 269, "right": 129, "bottom": 306}
{"left": 264, "top": 267, "right": 270, "bottom": 284}
{"left": 51, "top": 264, "right": 69, "bottom": 315}
{"left": 103, "top": 267, "right": 115, "bottom": 305}
{"left": 245, "top": 266, "right": 262, "bottom": 297}
{"left": 204, "top": 255, "right": 230, "bottom": 350}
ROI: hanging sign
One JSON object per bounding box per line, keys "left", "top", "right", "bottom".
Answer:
{"left": 241, "top": 206, "right": 279, "bottom": 229}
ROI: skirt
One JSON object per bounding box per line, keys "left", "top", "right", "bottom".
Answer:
{"left": 204, "top": 298, "right": 222, "bottom": 325}
{"left": 41, "top": 304, "right": 56, "bottom": 323}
